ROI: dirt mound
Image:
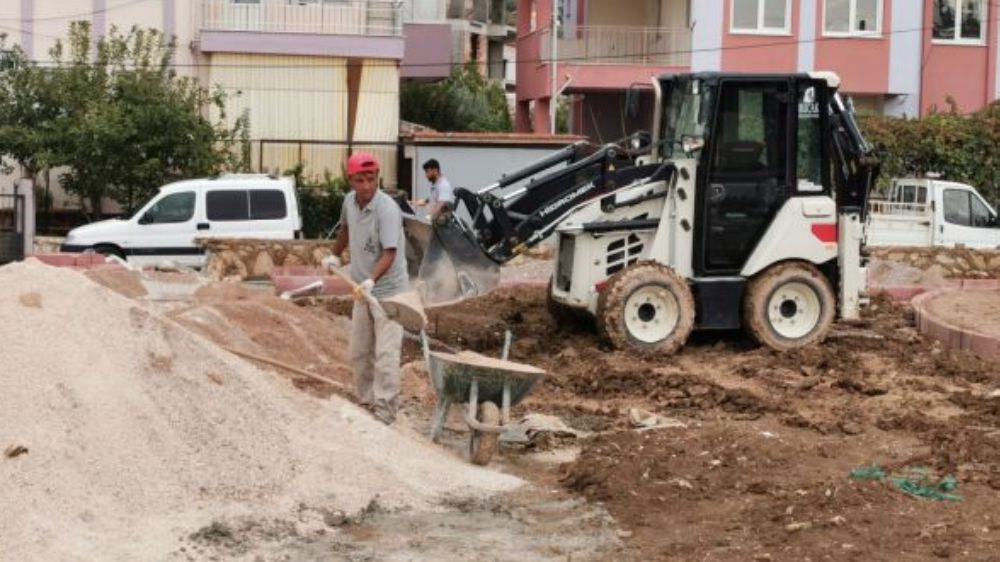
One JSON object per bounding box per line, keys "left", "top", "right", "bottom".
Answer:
{"left": 170, "top": 284, "right": 354, "bottom": 397}
{"left": 0, "top": 259, "right": 520, "bottom": 560}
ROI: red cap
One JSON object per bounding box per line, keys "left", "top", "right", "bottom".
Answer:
{"left": 347, "top": 152, "right": 379, "bottom": 176}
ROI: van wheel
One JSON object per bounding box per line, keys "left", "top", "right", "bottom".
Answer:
{"left": 93, "top": 244, "right": 125, "bottom": 261}
{"left": 743, "top": 262, "right": 835, "bottom": 351}
{"left": 596, "top": 261, "right": 695, "bottom": 356}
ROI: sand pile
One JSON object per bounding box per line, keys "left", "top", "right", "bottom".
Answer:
{"left": 0, "top": 259, "right": 520, "bottom": 561}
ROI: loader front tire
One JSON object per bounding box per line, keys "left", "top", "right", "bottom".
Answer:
{"left": 597, "top": 261, "right": 695, "bottom": 356}
{"left": 743, "top": 261, "right": 835, "bottom": 352}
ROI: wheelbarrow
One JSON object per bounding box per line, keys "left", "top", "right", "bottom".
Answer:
{"left": 420, "top": 330, "right": 545, "bottom": 465}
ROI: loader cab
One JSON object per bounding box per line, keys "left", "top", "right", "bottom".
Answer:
{"left": 659, "top": 74, "right": 833, "bottom": 276}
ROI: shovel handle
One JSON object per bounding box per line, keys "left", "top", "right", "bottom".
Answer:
{"left": 327, "top": 264, "right": 386, "bottom": 315}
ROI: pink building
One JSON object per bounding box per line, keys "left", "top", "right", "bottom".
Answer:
{"left": 516, "top": 0, "right": 1000, "bottom": 139}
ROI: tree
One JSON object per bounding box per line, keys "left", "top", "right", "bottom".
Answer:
{"left": 0, "top": 22, "right": 250, "bottom": 218}
{"left": 0, "top": 39, "right": 64, "bottom": 179}
{"left": 401, "top": 65, "right": 512, "bottom": 133}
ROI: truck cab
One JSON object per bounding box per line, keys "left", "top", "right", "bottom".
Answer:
{"left": 867, "top": 178, "right": 999, "bottom": 248}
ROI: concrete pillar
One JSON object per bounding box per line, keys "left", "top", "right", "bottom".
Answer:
{"left": 515, "top": 100, "right": 532, "bottom": 132}
{"left": 690, "top": 0, "right": 723, "bottom": 72}
{"left": 797, "top": 0, "right": 817, "bottom": 73}
{"left": 16, "top": 178, "right": 34, "bottom": 257}
{"left": 532, "top": 97, "right": 551, "bottom": 134}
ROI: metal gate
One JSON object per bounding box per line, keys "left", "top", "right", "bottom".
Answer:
{"left": 0, "top": 193, "right": 25, "bottom": 265}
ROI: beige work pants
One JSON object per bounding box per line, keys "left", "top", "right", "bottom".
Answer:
{"left": 350, "top": 299, "right": 403, "bottom": 422}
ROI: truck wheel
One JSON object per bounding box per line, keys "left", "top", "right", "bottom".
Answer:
{"left": 743, "top": 262, "right": 835, "bottom": 351}
{"left": 470, "top": 401, "right": 501, "bottom": 466}
{"left": 596, "top": 261, "right": 695, "bottom": 356}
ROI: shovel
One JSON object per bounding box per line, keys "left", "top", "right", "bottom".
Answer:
{"left": 279, "top": 279, "right": 325, "bottom": 300}
{"left": 326, "top": 265, "right": 428, "bottom": 332}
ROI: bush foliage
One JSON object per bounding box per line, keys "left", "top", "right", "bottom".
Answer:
{"left": 861, "top": 99, "right": 1000, "bottom": 203}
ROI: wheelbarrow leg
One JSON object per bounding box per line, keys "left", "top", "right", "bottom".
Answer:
{"left": 501, "top": 379, "right": 512, "bottom": 426}
{"left": 430, "top": 396, "right": 451, "bottom": 443}
{"left": 467, "top": 377, "right": 479, "bottom": 420}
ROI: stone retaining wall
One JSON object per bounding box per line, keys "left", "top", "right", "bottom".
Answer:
{"left": 33, "top": 236, "right": 65, "bottom": 254}
{"left": 868, "top": 246, "right": 1000, "bottom": 279}
{"left": 197, "top": 238, "right": 337, "bottom": 281}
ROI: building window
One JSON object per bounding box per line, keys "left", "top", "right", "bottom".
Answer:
{"left": 823, "top": 0, "right": 882, "bottom": 36}
{"left": 731, "top": 0, "right": 791, "bottom": 35}
{"left": 933, "top": 0, "right": 987, "bottom": 44}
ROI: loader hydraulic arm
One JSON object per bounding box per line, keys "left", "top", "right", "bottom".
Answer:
{"left": 829, "top": 93, "right": 879, "bottom": 218}
{"left": 447, "top": 140, "right": 666, "bottom": 264}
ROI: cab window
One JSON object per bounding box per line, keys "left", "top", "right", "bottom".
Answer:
{"left": 943, "top": 189, "right": 972, "bottom": 225}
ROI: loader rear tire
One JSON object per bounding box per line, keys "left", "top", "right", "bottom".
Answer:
{"left": 470, "top": 401, "right": 501, "bottom": 466}
{"left": 596, "top": 261, "right": 695, "bottom": 356}
{"left": 743, "top": 261, "right": 835, "bottom": 352}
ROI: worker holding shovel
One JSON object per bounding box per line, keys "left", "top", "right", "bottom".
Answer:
{"left": 324, "top": 153, "right": 409, "bottom": 424}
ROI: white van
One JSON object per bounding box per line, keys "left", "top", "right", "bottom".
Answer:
{"left": 61, "top": 174, "right": 302, "bottom": 267}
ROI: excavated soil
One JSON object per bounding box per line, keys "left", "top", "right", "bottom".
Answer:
{"left": 393, "top": 287, "right": 1000, "bottom": 560}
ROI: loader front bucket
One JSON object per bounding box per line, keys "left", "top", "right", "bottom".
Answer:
{"left": 403, "top": 215, "right": 500, "bottom": 307}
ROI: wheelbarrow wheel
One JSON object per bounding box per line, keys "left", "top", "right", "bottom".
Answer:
{"left": 470, "top": 401, "right": 501, "bottom": 466}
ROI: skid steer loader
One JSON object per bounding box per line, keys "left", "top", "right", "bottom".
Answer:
{"left": 409, "top": 71, "right": 878, "bottom": 354}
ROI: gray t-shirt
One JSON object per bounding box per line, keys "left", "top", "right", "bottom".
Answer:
{"left": 340, "top": 190, "right": 408, "bottom": 298}
{"left": 430, "top": 176, "right": 455, "bottom": 207}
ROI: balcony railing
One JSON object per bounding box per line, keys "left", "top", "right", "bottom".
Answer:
{"left": 200, "top": 0, "right": 403, "bottom": 37}
{"left": 541, "top": 25, "right": 692, "bottom": 66}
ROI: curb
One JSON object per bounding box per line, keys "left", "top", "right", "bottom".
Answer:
{"left": 911, "top": 287, "right": 1000, "bottom": 361}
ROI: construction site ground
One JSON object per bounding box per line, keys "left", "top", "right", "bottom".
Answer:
{"left": 194, "top": 275, "right": 1000, "bottom": 560}
{"left": 8, "top": 259, "right": 1000, "bottom": 560}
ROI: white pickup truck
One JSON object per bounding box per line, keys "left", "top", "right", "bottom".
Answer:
{"left": 866, "top": 178, "right": 1000, "bottom": 248}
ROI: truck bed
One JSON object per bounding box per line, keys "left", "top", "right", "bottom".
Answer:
{"left": 866, "top": 200, "right": 934, "bottom": 247}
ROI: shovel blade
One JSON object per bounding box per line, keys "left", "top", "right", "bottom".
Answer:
{"left": 403, "top": 215, "right": 500, "bottom": 306}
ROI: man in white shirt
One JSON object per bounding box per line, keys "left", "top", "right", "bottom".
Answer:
{"left": 413, "top": 159, "right": 455, "bottom": 221}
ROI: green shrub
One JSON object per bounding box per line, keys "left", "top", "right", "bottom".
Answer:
{"left": 861, "top": 99, "right": 1000, "bottom": 204}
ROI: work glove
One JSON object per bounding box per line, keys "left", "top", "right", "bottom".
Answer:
{"left": 353, "top": 278, "right": 375, "bottom": 301}
{"left": 321, "top": 255, "right": 342, "bottom": 270}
